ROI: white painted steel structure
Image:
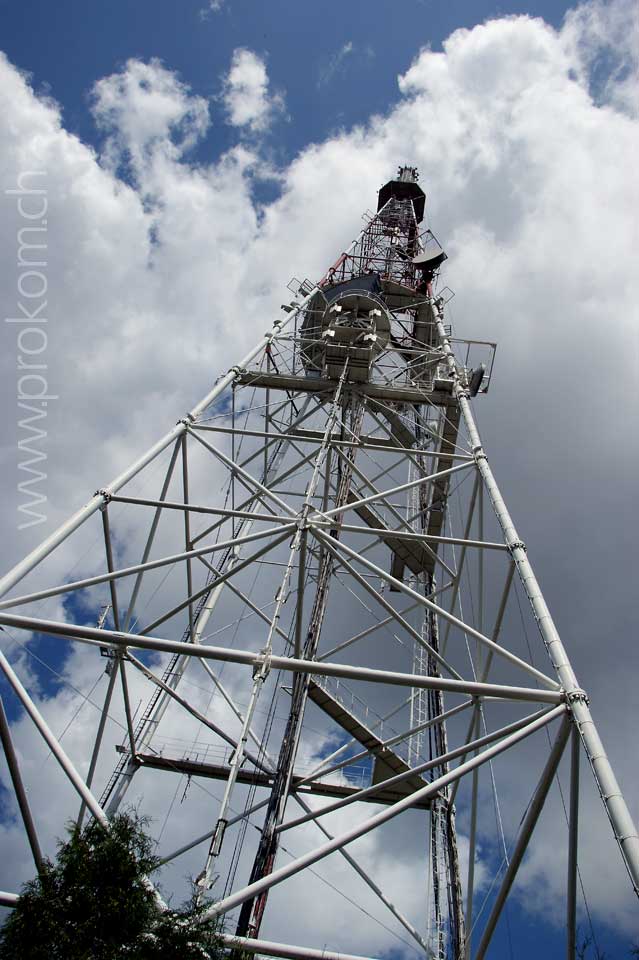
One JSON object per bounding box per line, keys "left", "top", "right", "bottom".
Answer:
{"left": 0, "top": 168, "right": 636, "bottom": 959}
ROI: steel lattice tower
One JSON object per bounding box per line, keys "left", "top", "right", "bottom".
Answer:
{"left": 0, "top": 167, "right": 637, "bottom": 959}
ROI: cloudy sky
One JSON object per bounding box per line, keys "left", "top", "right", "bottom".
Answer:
{"left": 0, "top": 0, "right": 638, "bottom": 956}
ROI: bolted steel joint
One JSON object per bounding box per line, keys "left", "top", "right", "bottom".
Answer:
{"left": 508, "top": 540, "right": 527, "bottom": 555}
{"left": 95, "top": 489, "right": 111, "bottom": 505}
{"left": 229, "top": 364, "right": 247, "bottom": 377}
{"left": 254, "top": 649, "right": 272, "bottom": 679}
{"left": 567, "top": 688, "right": 590, "bottom": 707}
{"left": 177, "top": 413, "right": 196, "bottom": 426}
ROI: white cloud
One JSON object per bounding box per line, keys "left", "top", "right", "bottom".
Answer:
{"left": 221, "top": 48, "right": 285, "bottom": 134}
{"left": 91, "top": 58, "right": 210, "bottom": 179}
{"left": 317, "top": 40, "right": 355, "bottom": 88}
{"left": 561, "top": 0, "right": 639, "bottom": 115}
{"left": 1, "top": 0, "right": 638, "bottom": 949}
{"left": 200, "top": 0, "right": 225, "bottom": 16}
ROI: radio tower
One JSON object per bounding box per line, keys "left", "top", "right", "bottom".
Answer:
{"left": 0, "top": 167, "right": 637, "bottom": 959}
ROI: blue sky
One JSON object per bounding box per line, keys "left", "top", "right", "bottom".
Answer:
{"left": 1, "top": 0, "right": 572, "bottom": 173}
{"left": 0, "top": 0, "right": 638, "bottom": 957}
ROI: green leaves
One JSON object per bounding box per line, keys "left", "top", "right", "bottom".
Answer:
{"left": 0, "top": 812, "right": 226, "bottom": 960}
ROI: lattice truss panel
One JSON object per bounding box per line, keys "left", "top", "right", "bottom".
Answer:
{"left": 0, "top": 186, "right": 636, "bottom": 960}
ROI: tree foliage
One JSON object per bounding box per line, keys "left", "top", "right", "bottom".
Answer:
{"left": 0, "top": 812, "right": 226, "bottom": 959}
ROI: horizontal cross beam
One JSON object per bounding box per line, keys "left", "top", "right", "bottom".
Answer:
{"left": 0, "top": 613, "right": 564, "bottom": 705}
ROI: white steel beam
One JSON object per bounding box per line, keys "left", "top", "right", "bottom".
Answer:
{"left": 181, "top": 435, "right": 195, "bottom": 643}
{"left": 218, "top": 933, "right": 380, "bottom": 960}
{"left": 125, "top": 652, "right": 271, "bottom": 774}
{"left": 109, "top": 495, "right": 294, "bottom": 526}
{"left": 118, "top": 657, "right": 137, "bottom": 759}
{"left": 293, "top": 793, "right": 432, "bottom": 956}
{"left": 193, "top": 421, "right": 474, "bottom": 460}
{"left": 312, "top": 530, "right": 464, "bottom": 682}
{"left": 189, "top": 445, "right": 319, "bottom": 548}
{"left": 312, "top": 528, "right": 559, "bottom": 691}
{"left": 314, "top": 521, "right": 509, "bottom": 552}
{"left": 123, "top": 438, "right": 182, "bottom": 631}
{"left": 0, "top": 613, "right": 564, "bottom": 705}
{"left": 448, "top": 703, "right": 482, "bottom": 809}
{"left": 102, "top": 508, "right": 137, "bottom": 766}
{"left": 196, "top": 370, "right": 354, "bottom": 894}
{"left": 277, "top": 707, "right": 555, "bottom": 834}
{"left": 318, "top": 601, "right": 421, "bottom": 661}
{"left": 0, "top": 290, "right": 319, "bottom": 602}
{"left": 474, "top": 716, "right": 572, "bottom": 958}
{"left": 102, "top": 398, "right": 322, "bottom": 817}
{"left": 195, "top": 554, "right": 288, "bottom": 644}
{"left": 139, "top": 527, "right": 294, "bottom": 635}
{"left": 195, "top": 654, "right": 271, "bottom": 895}
{"left": 441, "top": 472, "right": 479, "bottom": 655}
{"left": 196, "top": 658, "right": 275, "bottom": 768}
{"left": 464, "top": 706, "right": 481, "bottom": 955}
{"left": 330, "top": 447, "right": 454, "bottom": 580}
{"left": 202, "top": 706, "right": 566, "bottom": 922}
{"left": 297, "top": 700, "right": 473, "bottom": 788}
{"left": 299, "top": 693, "right": 416, "bottom": 785}
{"left": 567, "top": 725, "right": 580, "bottom": 960}
{"left": 0, "top": 650, "right": 109, "bottom": 828}
{"left": 158, "top": 797, "right": 271, "bottom": 866}
{"left": 77, "top": 665, "right": 119, "bottom": 829}
{"left": 431, "top": 296, "right": 639, "bottom": 896}
{"left": 478, "top": 560, "right": 516, "bottom": 683}
{"left": 186, "top": 427, "right": 298, "bottom": 519}
{"left": 0, "top": 694, "right": 43, "bottom": 872}
{"left": 315, "top": 461, "right": 473, "bottom": 522}
{"left": 0, "top": 523, "right": 296, "bottom": 612}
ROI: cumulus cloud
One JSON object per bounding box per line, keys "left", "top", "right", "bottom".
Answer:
{"left": 221, "top": 48, "right": 285, "bottom": 133}
{"left": 91, "top": 58, "right": 210, "bottom": 178}
{"left": 1, "top": 0, "right": 638, "bottom": 949}
{"left": 562, "top": 0, "right": 639, "bottom": 115}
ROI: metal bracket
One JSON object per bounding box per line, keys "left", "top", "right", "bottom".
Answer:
{"left": 472, "top": 443, "right": 488, "bottom": 462}
{"left": 508, "top": 540, "right": 527, "bottom": 555}
{"left": 254, "top": 648, "right": 272, "bottom": 679}
{"left": 567, "top": 688, "right": 590, "bottom": 707}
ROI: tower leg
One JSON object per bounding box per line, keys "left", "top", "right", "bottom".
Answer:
{"left": 567, "top": 726, "right": 580, "bottom": 960}
{"left": 0, "top": 694, "right": 43, "bottom": 872}
{"left": 432, "top": 299, "right": 639, "bottom": 896}
{"left": 475, "top": 718, "right": 571, "bottom": 959}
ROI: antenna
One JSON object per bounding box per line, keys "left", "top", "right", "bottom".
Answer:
{"left": 0, "top": 168, "right": 636, "bottom": 959}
